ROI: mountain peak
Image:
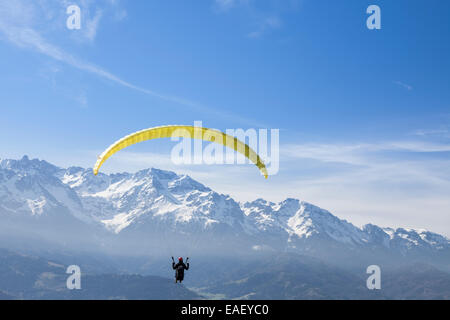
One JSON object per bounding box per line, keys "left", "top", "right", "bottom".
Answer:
{"left": 0, "top": 155, "right": 60, "bottom": 175}
{"left": 149, "top": 167, "right": 179, "bottom": 179}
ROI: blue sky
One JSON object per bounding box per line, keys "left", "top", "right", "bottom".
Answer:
{"left": 1, "top": 0, "right": 449, "bottom": 235}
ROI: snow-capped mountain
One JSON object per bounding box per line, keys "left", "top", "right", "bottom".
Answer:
{"left": 0, "top": 156, "right": 449, "bottom": 267}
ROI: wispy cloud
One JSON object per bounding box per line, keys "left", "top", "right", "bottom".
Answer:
{"left": 413, "top": 128, "right": 450, "bottom": 138}
{"left": 394, "top": 80, "right": 413, "bottom": 91}
{"left": 247, "top": 16, "right": 282, "bottom": 38}
{"left": 0, "top": 0, "right": 259, "bottom": 126}
{"left": 213, "top": 0, "right": 288, "bottom": 38}
{"left": 282, "top": 141, "right": 450, "bottom": 166}
{"left": 93, "top": 139, "right": 450, "bottom": 192}
{"left": 84, "top": 9, "right": 103, "bottom": 42}
{"left": 214, "top": 0, "right": 249, "bottom": 12}
{"left": 215, "top": 0, "right": 236, "bottom": 11}
{"left": 76, "top": 90, "right": 88, "bottom": 108}
{"left": 276, "top": 140, "right": 450, "bottom": 234}
{"left": 0, "top": 2, "right": 182, "bottom": 103}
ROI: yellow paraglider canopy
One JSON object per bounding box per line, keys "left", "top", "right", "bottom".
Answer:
{"left": 93, "top": 125, "right": 268, "bottom": 179}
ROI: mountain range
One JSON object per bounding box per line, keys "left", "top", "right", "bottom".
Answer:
{"left": 1, "top": 155, "right": 449, "bottom": 268}
{"left": 1, "top": 156, "right": 450, "bottom": 299}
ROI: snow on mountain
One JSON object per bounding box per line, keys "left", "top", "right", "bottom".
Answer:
{"left": 0, "top": 156, "right": 85, "bottom": 221}
{"left": 0, "top": 156, "right": 449, "bottom": 256}
{"left": 242, "top": 198, "right": 369, "bottom": 246}
{"left": 58, "top": 166, "right": 245, "bottom": 235}
{"left": 383, "top": 227, "right": 450, "bottom": 251}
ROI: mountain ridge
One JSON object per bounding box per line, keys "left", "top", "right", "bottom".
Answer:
{"left": 1, "top": 156, "right": 449, "bottom": 268}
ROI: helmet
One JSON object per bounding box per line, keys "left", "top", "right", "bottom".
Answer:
{"left": 178, "top": 257, "right": 183, "bottom": 262}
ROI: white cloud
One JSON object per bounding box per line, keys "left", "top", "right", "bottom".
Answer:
{"left": 276, "top": 140, "right": 450, "bottom": 235}
{"left": 394, "top": 80, "right": 413, "bottom": 91}
{"left": 76, "top": 90, "right": 88, "bottom": 108}
{"left": 215, "top": 0, "right": 236, "bottom": 10}
{"left": 214, "top": 0, "right": 248, "bottom": 12}
{"left": 247, "top": 16, "right": 282, "bottom": 38}
{"left": 213, "top": 0, "right": 284, "bottom": 38}
{"left": 0, "top": 0, "right": 259, "bottom": 126}
{"left": 282, "top": 141, "right": 450, "bottom": 165}
{"left": 414, "top": 128, "right": 450, "bottom": 138}
{"left": 84, "top": 9, "right": 103, "bottom": 42}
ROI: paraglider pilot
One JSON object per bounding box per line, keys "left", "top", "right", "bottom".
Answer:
{"left": 172, "top": 256, "right": 189, "bottom": 283}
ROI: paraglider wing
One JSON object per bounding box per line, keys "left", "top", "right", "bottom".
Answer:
{"left": 93, "top": 125, "right": 268, "bottom": 179}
